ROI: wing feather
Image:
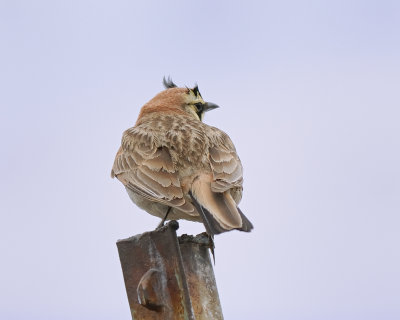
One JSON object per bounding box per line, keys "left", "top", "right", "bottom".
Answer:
{"left": 208, "top": 130, "right": 244, "bottom": 193}
{"left": 112, "top": 127, "right": 194, "bottom": 213}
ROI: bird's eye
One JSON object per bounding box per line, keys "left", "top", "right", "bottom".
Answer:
{"left": 194, "top": 102, "right": 204, "bottom": 113}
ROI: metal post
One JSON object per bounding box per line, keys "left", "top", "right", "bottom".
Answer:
{"left": 116, "top": 221, "right": 224, "bottom": 320}
{"left": 179, "top": 234, "right": 224, "bottom": 320}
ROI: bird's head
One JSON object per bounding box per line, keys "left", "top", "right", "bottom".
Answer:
{"left": 137, "top": 77, "right": 219, "bottom": 123}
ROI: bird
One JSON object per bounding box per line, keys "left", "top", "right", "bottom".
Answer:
{"left": 111, "top": 78, "right": 253, "bottom": 236}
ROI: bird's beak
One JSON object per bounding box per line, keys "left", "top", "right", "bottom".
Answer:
{"left": 204, "top": 102, "right": 219, "bottom": 112}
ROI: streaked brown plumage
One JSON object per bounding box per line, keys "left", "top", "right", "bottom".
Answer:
{"left": 111, "top": 78, "right": 253, "bottom": 235}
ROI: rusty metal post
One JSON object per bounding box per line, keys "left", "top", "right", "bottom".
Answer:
{"left": 179, "top": 234, "right": 224, "bottom": 320}
{"left": 116, "top": 221, "right": 224, "bottom": 320}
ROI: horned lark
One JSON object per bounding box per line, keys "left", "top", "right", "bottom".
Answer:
{"left": 111, "top": 78, "right": 253, "bottom": 235}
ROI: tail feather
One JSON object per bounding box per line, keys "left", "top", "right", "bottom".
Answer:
{"left": 188, "top": 192, "right": 224, "bottom": 235}
{"left": 237, "top": 207, "right": 254, "bottom": 232}
{"left": 189, "top": 191, "right": 253, "bottom": 236}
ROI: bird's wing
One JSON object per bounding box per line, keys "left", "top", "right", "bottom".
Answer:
{"left": 111, "top": 127, "right": 194, "bottom": 213}
{"left": 189, "top": 127, "right": 253, "bottom": 235}
{"left": 208, "top": 129, "right": 243, "bottom": 193}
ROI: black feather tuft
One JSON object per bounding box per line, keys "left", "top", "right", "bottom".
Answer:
{"left": 192, "top": 85, "right": 201, "bottom": 97}
{"left": 163, "top": 76, "right": 177, "bottom": 89}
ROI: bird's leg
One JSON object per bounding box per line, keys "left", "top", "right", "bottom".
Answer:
{"left": 156, "top": 207, "right": 172, "bottom": 229}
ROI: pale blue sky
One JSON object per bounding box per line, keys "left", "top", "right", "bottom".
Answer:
{"left": 1, "top": 1, "right": 399, "bottom": 319}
